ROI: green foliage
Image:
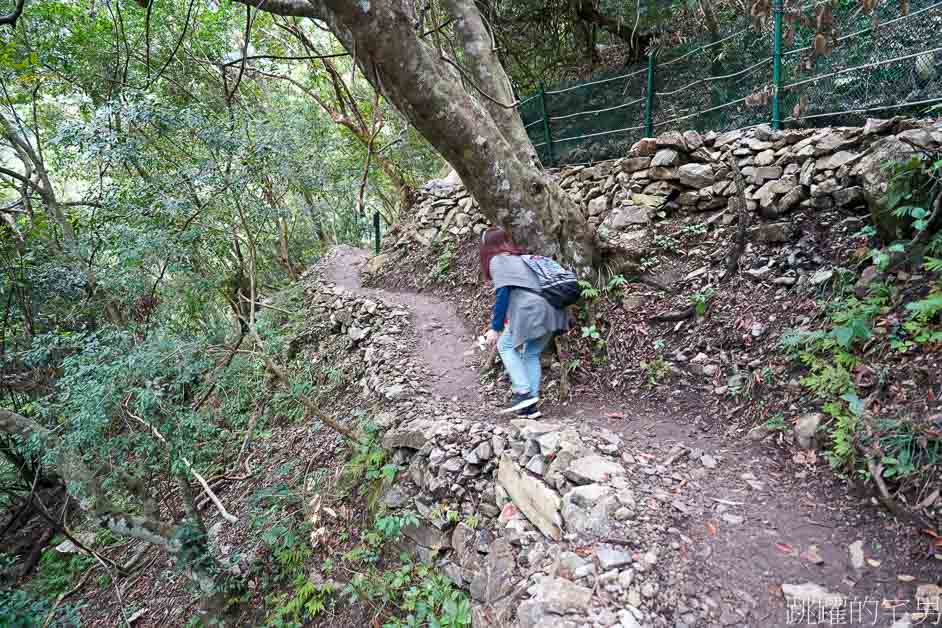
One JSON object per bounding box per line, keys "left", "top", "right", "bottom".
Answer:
{"left": 0, "top": 588, "right": 83, "bottom": 628}
{"left": 26, "top": 550, "right": 95, "bottom": 600}
{"left": 606, "top": 274, "right": 628, "bottom": 293}
{"left": 639, "top": 340, "right": 670, "bottom": 387}
{"left": 268, "top": 576, "right": 335, "bottom": 627}
{"left": 345, "top": 422, "right": 400, "bottom": 486}
{"left": 680, "top": 222, "right": 708, "bottom": 238}
{"left": 429, "top": 243, "right": 456, "bottom": 282}
{"left": 0, "top": 551, "right": 85, "bottom": 627}
{"left": 247, "top": 483, "right": 311, "bottom": 582}
{"left": 763, "top": 413, "right": 790, "bottom": 433}
{"left": 653, "top": 234, "right": 680, "bottom": 253}
{"left": 783, "top": 249, "right": 942, "bottom": 488}
{"left": 691, "top": 287, "right": 715, "bottom": 316}
{"left": 822, "top": 395, "right": 861, "bottom": 470}
{"left": 385, "top": 570, "right": 471, "bottom": 628}
{"left": 577, "top": 280, "right": 600, "bottom": 302}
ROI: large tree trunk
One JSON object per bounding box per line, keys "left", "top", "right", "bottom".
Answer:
{"left": 233, "top": 0, "right": 598, "bottom": 273}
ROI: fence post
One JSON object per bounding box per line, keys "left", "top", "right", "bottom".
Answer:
{"left": 373, "top": 211, "right": 381, "bottom": 255}
{"left": 644, "top": 52, "right": 656, "bottom": 137}
{"left": 771, "top": 0, "right": 784, "bottom": 129}
{"left": 537, "top": 81, "right": 555, "bottom": 167}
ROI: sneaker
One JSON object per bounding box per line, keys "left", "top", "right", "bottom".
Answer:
{"left": 516, "top": 406, "right": 542, "bottom": 419}
{"left": 499, "top": 392, "right": 539, "bottom": 414}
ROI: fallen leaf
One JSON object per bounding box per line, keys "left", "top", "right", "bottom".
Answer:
{"left": 801, "top": 545, "right": 824, "bottom": 564}
{"left": 605, "top": 411, "right": 626, "bottom": 419}
{"left": 776, "top": 542, "right": 795, "bottom": 554}
{"left": 898, "top": 574, "right": 916, "bottom": 582}
{"left": 706, "top": 521, "right": 718, "bottom": 536}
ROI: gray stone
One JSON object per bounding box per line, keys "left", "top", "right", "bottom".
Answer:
{"left": 497, "top": 454, "right": 562, "bottom": 540}
{"left": 795, "top": 412, "right": 823, "bottom": 450}
{"left": 753, "top": 165, "right": 783, "bottom": 183}
{"left": 512, "top": 420, "right": 563, "bottom": 439}
{"left": 755, "top": 149, "right": 776, "bottom": 166}
{"left": 604, "top": 205, "right": 649, "bottom": 229}
{"left": 621, "top": 156, "right": 652, "bottom": 173}
{"left": 834, "top": 186, "right": 865, "bottom": 208}
{"left": 815, "top": 150, "right": 859, "bottom": 171}
{"left": 526, "top": 455, "right": 547, "bottom": 476}
{"left": 781, "top": 583, "right": 845, "bottom": 609}
{"left": 561, "top": 484, "right": 619, "bottom": 537}
{"left": 898, "top": 127, "right": 937, "bottom": 149}
{"left": 813, "top": 132, "right": 859, "bottom": 156}
{"left": 650, "top": 166, "right": 678, "bottom": 180}
{"left": 848, "top": 540, "right": 865, "bottom": 569}
{"left": 754, "top": 124, "right": 782, "bottom": 142}
{"left": 778, "top": 185, "right": 802, "bottom": 213}
{"left": 631, "top": 137, "right": 658, "bottom": 155}
{"left": 683, "top": 130, "right": 705, "bottom": 150}
{"left": 383, "top": 419, "right": 446, "bottom": 450}
{"left": 863, "top": 117, "right": 896, "bottom": 135}
{"left": 745, "top": 137, "right": 774, "bottom": 151}
{"left": 750, "top": 222, "right": 795, "bottom": 243}
{"left": 564, "top": 454, "right": 625, "bottom": 484}
{"left": 470, "top": 538, "right": 515, "bottom": 603}
{"left": 678, "top": 163, "right": 715, "bottom": 188}
{"left": 619, "top": 609, "right": 642, "bottom": 628}
{"left": 799, "top": 159, "right": 815, "bottom": 187}
{"left": 855, "top": 265, "right": 883, "bottom": 297}
{"left": 381, "top": 486, "right": 409, "bottom": 508}
{"left": 403, "top": 523, "right": 451, "bottom": 550}
{"left": 55, "top": 532, "right": 96, "bottom": 554}
{"left": 587, "top": 195, "right": 608, "bottom": 216}
{"left": 366, "top": 253, "right": 389, "bottom": 274}
{"left": 527, "top": 576, "right": 593, "bottom": 614}
{"left": 656, "top": 131, "right": 688, "bottom": 151}
{"left": 810, "top": 269, "right": 834, "bottom": 285}
{"left": 452, "top": 523, "right": 479, "bottom": 570}
{"left": 651, "top": 148, "right": 680, "bottom": 167}
{"left": 596, "top": 546, "right": 633, "bottom": 570}
{"left": 473, "top": 440, "right": 493, "bottom": 462}
{"left": 559, "top": 551, "right": 590, "bottom": 575}
{"left": 630, "top": 192, "right": 665, "bottom": 208}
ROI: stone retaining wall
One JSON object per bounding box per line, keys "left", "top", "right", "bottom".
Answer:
{"left": 395, "top": 118, "right": 942, "bottom": 254}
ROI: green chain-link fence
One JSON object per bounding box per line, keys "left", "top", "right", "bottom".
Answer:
{"left": 519, "top": 0, "right": 942, "bottom": 166}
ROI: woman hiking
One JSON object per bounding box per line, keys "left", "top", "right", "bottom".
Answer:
{"left": 480, "top": 227, "right": 570, "bottom": 418}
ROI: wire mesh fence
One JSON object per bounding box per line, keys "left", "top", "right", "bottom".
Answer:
{"left": 519, "top": 0, "right": 942, "bottom": 166}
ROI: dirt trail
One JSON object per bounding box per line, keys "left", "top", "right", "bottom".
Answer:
{"left": 323, "top": 246, "right": 934, "bottom": 628}
{"left": 323, "top": 246, "right": 481, "bottom": 402}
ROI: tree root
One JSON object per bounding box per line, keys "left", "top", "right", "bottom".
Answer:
{"left": 865, "top": 456, "right": 931, "bottom": 530}
{"left": 647, "top": 305, "right": 695, "bottom": 323}
{"left": 723, "top": 152, "right": 750, "bottom": 282}
{"left": 647, "top": 153, "right": 749, "bottom": 325}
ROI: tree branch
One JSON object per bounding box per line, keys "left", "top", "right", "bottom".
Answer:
{"left": 0, "top": 0, "right": 26, "bottom": 28}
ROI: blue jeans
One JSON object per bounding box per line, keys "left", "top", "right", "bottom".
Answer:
{"left": 497, "top": 332, "right": 553, "bottom": 395}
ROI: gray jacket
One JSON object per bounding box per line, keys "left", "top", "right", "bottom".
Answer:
{"left": 490, "top": 255, "right": 570, "bottom": 348}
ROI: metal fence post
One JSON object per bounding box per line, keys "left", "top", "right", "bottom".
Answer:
{"left": 771, "top": 0, "right": 784, "bottom": 129}
{"left": 373, "top": 211, "right": 381, "bottom": 254}
{"left": 537, "top": 81, "right": 555, "bottom": 167}
{"left": 644, "top": 52, "right": 656, "bottom": 137}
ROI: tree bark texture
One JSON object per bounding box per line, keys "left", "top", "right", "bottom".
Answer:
{"left": 232, "top": 0, "right": 598, "bottom": 273}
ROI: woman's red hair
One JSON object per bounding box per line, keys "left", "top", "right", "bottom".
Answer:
{"left": 479, "top": 227, "right": 524, "bottom": 280}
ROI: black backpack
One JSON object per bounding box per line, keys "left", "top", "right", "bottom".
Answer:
{"left": 520, "top": 255, "right": 581, "bottom": 309}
